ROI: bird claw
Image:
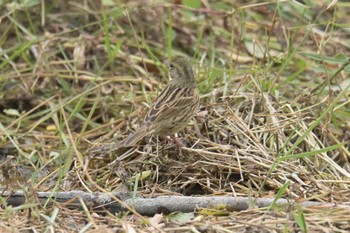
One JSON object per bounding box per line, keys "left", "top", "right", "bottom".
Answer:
{"left": 164, "top": 135, "right": 185, "bottom": 149}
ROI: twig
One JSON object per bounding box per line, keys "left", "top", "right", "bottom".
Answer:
{"left": 2, "top": 190, "right": 348, "bottom": 216}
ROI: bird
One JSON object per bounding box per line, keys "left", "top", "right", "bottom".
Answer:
{"left": 117, "top": 55, "right": 200, "bottom": 147}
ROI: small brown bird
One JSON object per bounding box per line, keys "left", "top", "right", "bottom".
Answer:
{"left": 118, "top": 55, "right": 200, "bottom": 147}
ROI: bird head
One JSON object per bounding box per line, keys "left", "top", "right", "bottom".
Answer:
{"left": 166, "top": 56, "right": 195, "bottom": 85}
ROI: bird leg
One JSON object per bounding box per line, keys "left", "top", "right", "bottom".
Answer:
{"left": 164, "top": 135, "right": 185, "bottom": 149}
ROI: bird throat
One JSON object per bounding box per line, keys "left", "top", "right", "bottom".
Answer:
{"left": 169, "top": 77, "right": 197, "bottom": 89}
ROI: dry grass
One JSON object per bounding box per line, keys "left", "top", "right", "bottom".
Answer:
{"left": 0, "top": 0, "right": 350, "bottom": 232}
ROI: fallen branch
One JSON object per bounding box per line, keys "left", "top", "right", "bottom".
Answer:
{"left": 1, "top": 190, "right": 347, "bottom": 215}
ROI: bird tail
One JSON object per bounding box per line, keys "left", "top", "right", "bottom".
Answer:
{"left": 117, "top": 126, "right": 151, "bottom": 147}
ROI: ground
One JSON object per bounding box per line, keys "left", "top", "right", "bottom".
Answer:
{"left": 0, "top": 0, "right": 350, "bottom": 232}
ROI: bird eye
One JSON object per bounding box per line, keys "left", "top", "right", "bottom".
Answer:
{"left": 168, "top": 63, "right": 175, "bottom": 69}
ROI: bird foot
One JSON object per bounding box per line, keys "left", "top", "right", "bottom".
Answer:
{"left": 165, "top": 135, "right": 185, "bottom": 149}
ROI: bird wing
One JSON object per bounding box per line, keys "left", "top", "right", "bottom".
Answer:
{"left": 144, "top": 85, "right": 198, "bottom": 124}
